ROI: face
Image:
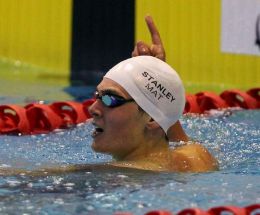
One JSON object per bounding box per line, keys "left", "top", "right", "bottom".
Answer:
{"left": 88, "top": 78, "right": 149, "bottom": 159}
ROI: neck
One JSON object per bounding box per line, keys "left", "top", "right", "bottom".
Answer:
{"left": 113, "top": 137, "right": 169, "bottom": 161}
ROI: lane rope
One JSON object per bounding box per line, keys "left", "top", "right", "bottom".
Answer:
{"left": 0, "top": 88, "right": 259, "bottom": 135}
{"left": 115, "top": 203, "right": 260, "bottom": 215}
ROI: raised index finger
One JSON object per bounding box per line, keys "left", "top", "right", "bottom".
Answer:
{"left": 145, "top": 15, "right": 163, "bottom": 45}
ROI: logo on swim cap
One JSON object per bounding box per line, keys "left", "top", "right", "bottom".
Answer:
{"left": 138, "top": 71, "right": 176, "bottom": 104}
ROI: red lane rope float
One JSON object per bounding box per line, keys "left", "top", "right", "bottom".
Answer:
{"left": 195, "top": 91, "right": 229, "bottom": 113}
{"left": 0, "top": 88, "right": 259, "bottom": 135}
{"left": 245, "top": 204, "right": 260, "bottom": 214}
{"left": 114, "top": 204, "right": 260, "bottom": 215}
{"left": 184, "top": 94, "right": 201, "bottom": 114}
{"left": 246, "top": 88, "right": 260, "bottom": 108}
{"left": 25, "top": 104, "right": 64, "bottom": 134}
{"left": 208, "top": 205, "right": 247, "bottom": 215}
{"left": 0, "top": 105, "right": 30, "bottom": 134}
{"left": 220, "top": 89, "right": 258, "bottom": 109}
{"left": 50, "top": 101, "right": 87, "bottom": 127}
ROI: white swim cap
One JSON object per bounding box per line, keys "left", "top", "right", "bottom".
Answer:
{"left": 104, "top": 56, "right": 185, "bottom": 134}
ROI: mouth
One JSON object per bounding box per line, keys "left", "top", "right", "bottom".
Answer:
{"left": 91, "top": 123, "right": 104, "bottom": 138}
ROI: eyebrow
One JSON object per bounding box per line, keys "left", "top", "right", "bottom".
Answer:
{"left": 96, "top": 88, "right": 124, "bottom": 97}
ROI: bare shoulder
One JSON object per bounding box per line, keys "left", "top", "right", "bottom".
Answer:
{"left": 174, "top": 143, "right": 212, "bottom": 155}
{"left": 171, "top": 143, "right": 219, "bottom": 172}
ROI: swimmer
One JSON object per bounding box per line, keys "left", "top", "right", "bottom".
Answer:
{"left": 87, "top": 16, "right": 218, "bottom": 172}
{"left": 88, "top": 55, "right": 218, "bottom": 172}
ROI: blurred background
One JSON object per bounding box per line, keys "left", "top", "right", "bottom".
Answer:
{"left": 0, "top": 0, "right": 259, "bottom": 93}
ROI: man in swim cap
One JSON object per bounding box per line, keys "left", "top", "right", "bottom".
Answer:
{"left": 88, "top": 17, "right": 218, "bottom": 172}
{"left": 88, "top": 55, "right": 218, "bottom": 172}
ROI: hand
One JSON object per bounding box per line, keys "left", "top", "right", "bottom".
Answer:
{"left": 132, "top": 15, "right": 166, "bottom": 61}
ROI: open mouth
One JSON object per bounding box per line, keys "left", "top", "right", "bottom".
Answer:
{"left": 91, "top": 125, "right": 104, "bottom": 138}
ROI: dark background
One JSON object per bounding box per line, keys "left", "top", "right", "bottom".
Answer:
{"left": 70, "top": 0, "right": 135, "bottom": 85}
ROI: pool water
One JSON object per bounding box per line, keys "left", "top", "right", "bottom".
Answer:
{"left": 0, "top": 82, "right": 259, "bottom": 215}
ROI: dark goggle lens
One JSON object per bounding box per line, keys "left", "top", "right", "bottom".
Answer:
{"left": 102, "top": 94, "right": 114, "bottom": 106}
{"left": 94, "top": 91, "right": 134, "bottom": 108}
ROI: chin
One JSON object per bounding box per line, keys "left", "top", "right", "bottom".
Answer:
{"left": 91, "top": 141, "right": 101, "bottom": 152}
{"left": 91, "top": 140, "right": 109, "bottom": 154}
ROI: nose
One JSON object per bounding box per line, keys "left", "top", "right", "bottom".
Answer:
{"left": 88, "top": 100, "right": 103, "bottom": 118}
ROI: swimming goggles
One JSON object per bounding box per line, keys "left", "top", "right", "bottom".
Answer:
{"left": 94, "top": 91, "right": 135, "bottom": 108}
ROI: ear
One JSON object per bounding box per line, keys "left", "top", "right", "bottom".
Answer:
{"left": 145, "top": 118, "right": 161, "bottom": 130}
{"left": 167, "top": 121, "right": 189, "bottom": 142}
